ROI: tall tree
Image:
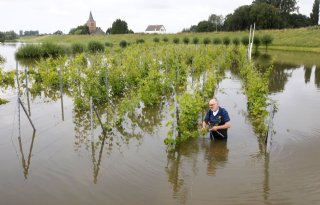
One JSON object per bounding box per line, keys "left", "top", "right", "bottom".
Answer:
{"left": 253, "top": 0, "right": 298, "bottom": 14}
{"left": 310, "top": 0, "right": 320, "bottom": 25}
{"left": 250, "top": 3, "right": 281, "bottom": 29}
{"left": 110, "top": 19, "right": 130, "bottom": 34}
{"left": 196, "top": 21, "right": 214, "bottom": 32}
{"left": 208, "top": 14, "right": 224, "bottom": 31}
{"left": 224, "top": 5, "right": 251, "bottom": 31}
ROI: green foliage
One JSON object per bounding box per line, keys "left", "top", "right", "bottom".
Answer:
{"left": 203, "top": 37, "right": 211, "bottom": 45}
{"left": 0, "top": 54, "right": 5, "bottom": 64}
{"left": 223, "top": 36, "right": 231, "bottom": 45}
{"left": 232, "top": 38, "right": 240, "bottom": 46}
{"left": 136, "top": 39, "right": 145, "bottom": 44}
{"left": 173, "top": 37, "right": 180, "bottom": 44}
{"left": 110, "top": 19, "right": 131, "bottom": 34}
{"left": 9, "top": 43, "right": 253, "bottom": 148}
{"left": 164, "top": 93, "right": 203, "bottom": 145}
{"left": 183, "top": 37, "right": 190, "bottom": 44}
{"left": 15, "top": 43, "right": 66, "bottom": 59}
{"left": 213, "top": 37, "right": 222, "bottom": 45}
{"left": 153, "top": 37, "right": 160, "bottom": 43}
{"left": 250, "top": 3, "right": 282, "bottom": 29}
{"left": 192, "top": 37, "right": 199, "bottom": 44}
{"left": 0, "top": 31, "right": 18, "bottom": 42}
{"left": 71, "top": 43, "right": 86, "bottom": 54}
{"left": 0, "top": 67, "right": 15, "bottom": 89}
{"left": 197, "top": 20, "right": 215, "bottom": 32}
{"left": 163, "top": 37, "right": 169, "bottom": 42}
{"left": 41, "top": 43, "right": 66, "bottom": 58}
{"left": 15, "top": 44, "right": 43, "bottom": 59}
{"left": 105, "top": 42, "right": 114, "bottom": 47}
{"left": 69, "top": 25, "right": 89, "bottom": 35}
{"left": 88, "top": 41, "right": 105, "bottom": 53}
{"left": 253, "top": 36, "right": 261, "bottom": 52}
{"left": 241, "top": 36, "right": 249, "bottom": 45}
{"left": 310, "top": 0, "right": 320, "bottom": 25}
{"left": 261, "top": 34, "right": 273, "bottom": 52}
{"left": 119, "top": 40, "right": 128, "bottom": 48}
{"left": 235, "top": 46, "right": 272, "bottom": 138}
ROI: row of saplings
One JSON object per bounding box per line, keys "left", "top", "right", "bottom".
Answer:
{"left": 15, "top": 34, "right": 272, "bottom": 60}
{"left": 148, "top": 34, "right": 272, "bottom": 48}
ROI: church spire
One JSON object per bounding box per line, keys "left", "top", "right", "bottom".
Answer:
{"left": 88, "top": 11, "right": 94, "bottom": 21}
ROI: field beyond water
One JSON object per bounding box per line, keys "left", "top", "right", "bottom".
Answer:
{"left": 19, "top": 27, "right": 320, "bottom": 53}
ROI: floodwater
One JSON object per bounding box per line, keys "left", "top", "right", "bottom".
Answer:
{"left": 1, "top": 43, "right": 320, "bottom": 204}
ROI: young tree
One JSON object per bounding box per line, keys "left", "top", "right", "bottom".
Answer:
{"left": 261, "top": 35, "right": 273, "bottom": 52}
{"left": 310, "top": 0, "right": 320, "bottom": 25}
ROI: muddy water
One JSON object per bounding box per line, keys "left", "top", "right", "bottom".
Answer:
{"left": 1, "top": 52, "right": 320, "bottom": 204}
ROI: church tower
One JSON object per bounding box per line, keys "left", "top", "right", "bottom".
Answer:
{"left": 86, "top": 11, "right": 96, "bottom": 34}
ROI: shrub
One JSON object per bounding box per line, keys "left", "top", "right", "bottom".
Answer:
{"left": 213, "top": 38, "right": 222, "bottom": 45}
{"left": 183, "top": 37, "right": 190, "bottom": 44}
{"left": 223, "top": 37, "right": 231, "bottom": 46}
{"left": 41, "top": 43, "right": 66, "bottom": 58}
{"left": 192, "top": 37, "right": 199, "bottom": 44}
{"left": 119, "top": 40, "right": 128, "bottom": 48}
{"left": 153, "top": 37, "right": 160, "bottom": 43}
{"left": 163, "top": 37, "right": 169, "bottom": 42}
{"left": 71, "top": 43, "right": 85, "bottom": 54}
{"left": 15, "top": 44, "right": 43, "bottom": 59}
{"left": 105, "top": 42, "right": 114, "bottom": 47}
{"left": 203, "top": 37, "right": 211, "bottom": 45}
{"left": 261, "top": 35, "right": 273, "bottom": 52}
{"left": 173, "top": 37, "right": 180, "bottom": 44}
{"left": 87, "top": 41, "right": 105, "bottom": 53}
{"left": 136, "top": 39, "right": 145, "bottom": 44}
{"left": 232, "top": 38, "right": 240, "bottom": 46}
{"left": 241, "top": 36, "right": 249, "bottom": 45}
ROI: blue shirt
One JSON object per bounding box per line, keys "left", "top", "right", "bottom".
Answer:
{"left": 204, "top": 107, "right": 230, "bottom": 126}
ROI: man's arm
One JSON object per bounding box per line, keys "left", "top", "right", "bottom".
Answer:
{"left": 202, "top": 120, "right": 208, "bottom": 129}
{"left": 210, "top": 121, "right": 231, "bottom": 131}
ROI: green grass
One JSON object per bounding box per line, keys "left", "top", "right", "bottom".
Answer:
{"left": 19, "top": 27, "right": 320, "bottom": 53}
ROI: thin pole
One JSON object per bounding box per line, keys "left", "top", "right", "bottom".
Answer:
{"left": 93, "top": 105, "right": 106, "bottom": 134}
{"left": 16, "top": 61, "right": 20, "bottom": 90}
{"left": 90, "top": 97, "right": 94, "bottom": 140}
{"left": 25, "top": 68, "right": 31, "bottom": 116}
{"left": 59, "top": 69, "right": 64, "bottom": 121}
{"left": 18, "top": 97, "right": 36, "bottom": 131}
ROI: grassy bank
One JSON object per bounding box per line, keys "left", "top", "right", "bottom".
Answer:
{"left": 19, "top": 27, "right": 320, "bottom": 53}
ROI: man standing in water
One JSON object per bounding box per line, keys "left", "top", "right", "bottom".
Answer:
{"left": 202, "top": 98, "right": 231, "bottom": 140}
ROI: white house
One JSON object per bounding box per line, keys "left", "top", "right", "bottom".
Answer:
{"left": 145, "top": 25, "right": 166, "bottom": 34}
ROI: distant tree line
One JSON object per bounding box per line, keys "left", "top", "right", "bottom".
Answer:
{"left": 0, "top": 31, "right": 18, "bottom": 42}
{"left": 19, "top": 30, "right": 39, "bottom": 36}
{"left": 183, "top": 0, "right": 319, "bottom": 32}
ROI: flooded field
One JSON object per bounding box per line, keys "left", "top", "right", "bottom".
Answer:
{"left": 1, "top": 43, "right": 320, "bottom": 204}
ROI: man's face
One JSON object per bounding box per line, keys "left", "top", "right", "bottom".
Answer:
{"left": 209, "top": 100, "right": 219, "bottom": 112}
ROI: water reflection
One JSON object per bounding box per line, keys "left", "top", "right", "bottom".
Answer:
{"left": 304, "top": 66, "right": 312, "bottom": 83}
{"left": 18, "top": 130, "right": 36, "bottom": 179}
{"left": 200, "top": 139, "right": 229, "bottom": 176}
{"left": 91, "top": 133, "right": 107, "bottom": 184}
{"left": 315, "top": 66, "right": 320, "bottom": 88}
{"left": 165, "top": 138, "right": 229, "bottom": 203}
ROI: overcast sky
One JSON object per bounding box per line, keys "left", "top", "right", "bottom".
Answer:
{"left": 0, "top": 0, "right": 315, "bottom": 34}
